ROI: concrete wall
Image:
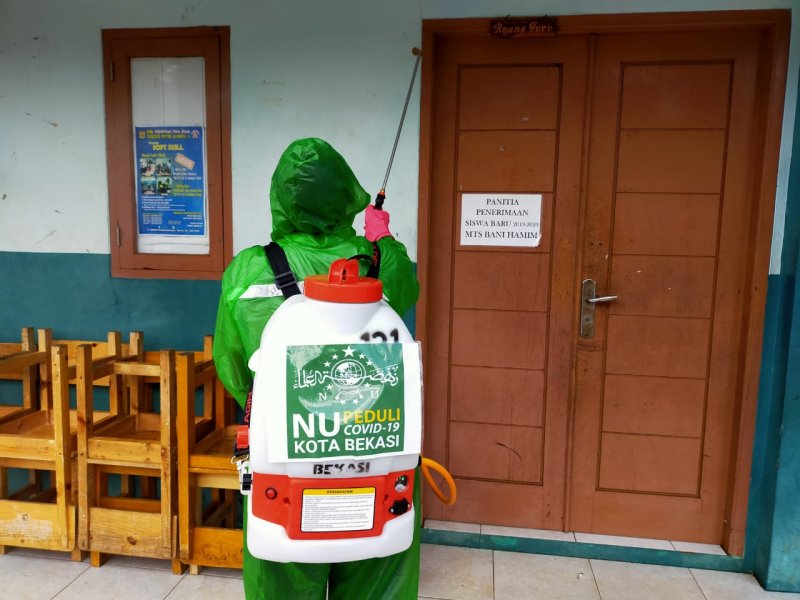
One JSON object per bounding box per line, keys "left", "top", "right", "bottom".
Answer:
{"left": 1, "top": 0, "right": 798, "bottom": 268}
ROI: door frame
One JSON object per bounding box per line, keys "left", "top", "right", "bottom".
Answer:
{"left": 417, "top": 10, "right": 789, "bottom": 554}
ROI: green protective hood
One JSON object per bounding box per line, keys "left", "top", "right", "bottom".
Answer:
{"left": 270, "top": 138, "right": 371, "bottom": 240}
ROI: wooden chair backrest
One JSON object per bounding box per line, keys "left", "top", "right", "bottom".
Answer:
{"left": 176, "top": 335, "right": 233, "bottom": 450}
{"left": 36, "top": 329, "right": 144, "bottom": 418}
{"left": 0, "top": 327, "right": 42, "bottom": 412}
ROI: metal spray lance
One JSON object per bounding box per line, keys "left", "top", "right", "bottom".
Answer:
{"left": 373, "top": 47, "right": 422, "bottom": 210}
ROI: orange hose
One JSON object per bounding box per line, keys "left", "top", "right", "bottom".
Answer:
{"left": 421, "top": 456, "right": 457, "bottom": 506}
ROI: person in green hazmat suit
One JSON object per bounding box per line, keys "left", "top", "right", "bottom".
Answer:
{"left": 213, "top": 137, "right": 421, "bottom": 599}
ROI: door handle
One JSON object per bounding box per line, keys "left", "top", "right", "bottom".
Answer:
{"left": 581, "top": 279, "right": 617, "bottom": 338}
{"left": 587, "top": 295, "right": 618, "bottom": 304}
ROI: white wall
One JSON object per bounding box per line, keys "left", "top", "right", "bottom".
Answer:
{"left": 0, "top": 0, "right": 797, "bottom": 269}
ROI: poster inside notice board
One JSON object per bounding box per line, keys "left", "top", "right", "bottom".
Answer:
{"left": 135, "top": 127, "right": 206, "bottom": 236}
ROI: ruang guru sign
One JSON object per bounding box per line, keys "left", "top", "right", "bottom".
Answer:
{"left": 490, "top": 16, "right": 559, "bottom": 38}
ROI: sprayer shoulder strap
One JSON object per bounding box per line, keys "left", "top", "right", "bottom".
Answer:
{"left": 263, "top": 242, "right": 301, "bottom": 299}
{"left": 367, "top": 241, "right": 381, "bottom": 279}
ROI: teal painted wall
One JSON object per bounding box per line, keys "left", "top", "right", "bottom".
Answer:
{"left": 0, "top": 251, "right": 220, "bottom": 350}
{"left": 748, "top": 266, "right": 800, "bottom": 593}
{"left": 747, "top": 274, "right": 794, "bottom": 582}
{"left": 0, "top": 250, "right": 417, "bottom": 348}
{"left": 748, "top": 65, "right": 800, "bottom": 593}
{"left": 765, "top": 267, "right": 800, "bottom": 591}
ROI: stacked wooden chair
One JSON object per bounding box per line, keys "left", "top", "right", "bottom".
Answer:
{"left": 0, "top": 328, "right": 55, "bottom": 555}
{"left": 75, "top": 340, "right": 185, "bottom": 573}
{"left": 177, "top": 336, "right": 243, "bottom": 573}
{"left": 0, "top": 329, "right": 134, "bottom": 558}
{"left": 2, "top": 328, "right": 246, "bottom": 572}
{"left": 0, "top": 328, "right": 39, "bottom": 554}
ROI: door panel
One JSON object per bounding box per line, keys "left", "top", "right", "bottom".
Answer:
{"left": 608, "top": 255, "right": 716, "bottom": 318}
{"left": 602, "top": 375, "right": 706, "bottom": 437}
{"left": 424, "top": 35, "right": 588, "bottom": 528}
{"left": 598, "top": 433, "right": 702, "bottom": 494}
{"left": 457, "top": 131, "right": 557, "bottom": 191}
{"left": 454, "top": 252, "right": 550, "bottom": 311}
{"left": 617, "top": 130, "right": 727, "bottom": 193}
{"left": 605, "top": 315, "right": 711, "bottom": 378}
{"left": 452, "top": 310, "right": 547, "bottom": 369}
{"left": 450, "top": 367, "right": 544, "bottom": 427}
{"left": 459, "top": 66, "right": 560, "bottom": 129}
{"left": 570, "top": 31, "right": 762, "bottom": 543}
{"left": 620, "top": 63, "right": 731, "bottom": 129}
{"left": 450, "top": 422, "right": 543, "bottom": 483}
{"left": 612, "top": 194, "right": 720, "bottom": 256}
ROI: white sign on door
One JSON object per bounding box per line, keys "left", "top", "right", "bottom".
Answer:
{"left": 460, "top": 193, "right": 542, "bottom": 247}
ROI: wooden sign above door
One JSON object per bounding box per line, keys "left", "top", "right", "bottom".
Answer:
{"left": 489, "top": 16, "right": 559, "bottom": 38}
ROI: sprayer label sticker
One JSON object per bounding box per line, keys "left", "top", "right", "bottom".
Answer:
{"left": 301, "top": 487, "right": 376, "bottom": 532}
{"left": 286, "top": 344, "right": 404, "bottom": 459}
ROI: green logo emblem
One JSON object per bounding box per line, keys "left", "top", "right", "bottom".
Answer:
{"left": 286, "top": 344, "right": 405, "bottom": 459}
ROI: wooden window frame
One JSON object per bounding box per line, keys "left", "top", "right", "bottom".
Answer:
{"left": 103, "top": 27, "right": 232, "bottom": 280}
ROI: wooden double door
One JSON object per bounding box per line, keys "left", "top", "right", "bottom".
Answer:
{"left": 421, "top": 18, "right": 785, "bottom": 550}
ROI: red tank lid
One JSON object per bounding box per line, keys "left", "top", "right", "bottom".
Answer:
{"left": 304, "top": 258, "right": 383, "bottom": 303}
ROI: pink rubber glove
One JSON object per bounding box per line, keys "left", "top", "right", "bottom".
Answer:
{"left": 365, "top": 205, "right": 393, "bottom": 242}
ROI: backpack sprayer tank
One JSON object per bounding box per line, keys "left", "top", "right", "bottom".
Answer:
{"left": 235, "top": 258, "right": 422, "bottom": 563}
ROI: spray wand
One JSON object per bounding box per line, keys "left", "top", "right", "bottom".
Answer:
{"left": 369, "top": 48, "right": 458, "bottom": 507}
{"left": 374, "top": 47, "right": 422, "bottom": 210}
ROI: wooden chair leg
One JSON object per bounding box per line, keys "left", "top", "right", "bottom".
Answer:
{"left": 172, "top": 557, "right": 187, "bottom": 575}
{"left": 222, "top": 489, "right": 233, "bottom": 528}
{"left": 90, "top": 551, "right": 107, "bottom": 567}
{"left": 140, "top": 476, "right": 155, "bottom": 499}
{"left": 119, "top": 474, "right": 133, "bottom": 497}
{"left": 195, "top": 486, "right": 203, "bottom": 524}
{"left": 71, "top": 547, "right": 86, "bottom": 562}
{"left": 52, "top": 345, "right": 73, "bottom": 553}
{"left": 28, "top": 468, "right": 44, "bottom": 490}
{"left": 76, "top": 344, "right": 94, "bottom": 553}
{"left": 227, "top": 490, "right": 238, "bottom": 528}
{"left": 0, "top": 464, "right": 7, "bottom": 500}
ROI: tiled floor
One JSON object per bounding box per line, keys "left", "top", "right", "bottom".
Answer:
{"left": 2, "top": 527, "right": 799, "bottom": 600}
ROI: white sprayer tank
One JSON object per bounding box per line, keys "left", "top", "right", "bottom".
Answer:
{"left": 242, "top": 258, "right": 422, "bottom": 563}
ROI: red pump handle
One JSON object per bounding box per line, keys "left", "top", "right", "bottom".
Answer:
{"left": 327, "top": 258, "right": 362, "bottom": 285}
{"left": 304, "top": 258, "right": 383, "bottom": 303}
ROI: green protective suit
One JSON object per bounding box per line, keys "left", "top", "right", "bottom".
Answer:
{"left": 213, "top": 138, "right": 421, "bottom": 600}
